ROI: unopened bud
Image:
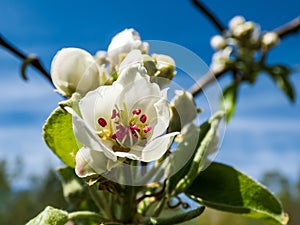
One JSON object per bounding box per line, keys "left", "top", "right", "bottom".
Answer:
{"left": 261, "top": 32, "right": 280, "bottom": 48}
{"left": 210, "top": 35, "right": 227, "bottom": 50}
{"left": 229, "top": 16, "right": 245, "bottom": 30}
{"left": 232, "top": 21, "right": 255, "bottom": 38}
{"left": 51, "top": 48, "right": 106, "bottom": 97}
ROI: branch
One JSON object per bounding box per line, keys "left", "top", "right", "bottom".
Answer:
{"left": 189, "top": 16, "right": 300, "bottom": 96}
{"left": 0, "top": 34, "right": 53, "bottom": 86}
{"left": 190, "top": 0, "right": 226, "bottom": 33}
{"left": 274, "top": 16, "right": 300, "bottom": 38}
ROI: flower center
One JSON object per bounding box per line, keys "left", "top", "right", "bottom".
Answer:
{"left": 97, "top": 104, "right": 152, "bottom": 152}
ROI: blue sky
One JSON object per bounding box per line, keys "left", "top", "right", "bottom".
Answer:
{"left": 0, "top": 0, "right": 300, "bottom": 188}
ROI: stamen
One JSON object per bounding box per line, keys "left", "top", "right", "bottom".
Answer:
{"left": 144, "top": 126, "right": 152, "bottom": 133}
{"left": 132, "top": 108, "right": 141, "bottom": 115}
{"left": 140, "top": 114, "right": 147, "bottom": 123}
{"left": 98, "top": 118, "right": 107, "bottom": 127}
{"left": 130, "top": 125, "right": 140, "bottom": 133}
{"left": 111, "top": 109, "right": 118, "bottom": 119}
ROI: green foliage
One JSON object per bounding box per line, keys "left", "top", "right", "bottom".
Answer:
{"left": 26, "top": 206, "right": 68, "bottom": 225}
{"left": 57, "top": 166, "right": 99, "bottom": 214}
{"left": 222, "top": 83, "right": 238, "bottom": 122}
{"left": 0, "top": 165, "right": 67, "bottom": 225}
{"left": 187, "top": 162, "right": 289, "bottom": 225}
{"left": 43, "top": 107, "right": 79, "bottom": 168}
{"left": 267, "top": 65, "right": 295, "bottom": 102}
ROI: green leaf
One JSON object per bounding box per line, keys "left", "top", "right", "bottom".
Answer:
{"left": 187, "top": 162, "right": 289, "bottom": 225}
{"left": 43, "top": 107, "right": 79, "bottom": 168}
{"left": 168, "top": 111, "right": 224, "bottom": 195}
{"left": 26, "top": 206, "right": 68, "bottom": 225}
{"left": 222, "top": 83, "right": 239, "bottom": 122}
{"left": 268, "top": 65, "right": 295, "bottom": 102}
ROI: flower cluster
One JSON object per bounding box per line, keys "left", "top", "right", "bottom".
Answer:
{"left": 50, "top": 29, "right": 189, "bottom": 179}
{"left": 210, "top": 16, "right": 280, "bottom": 76}
{"left": 51, "top": 28, "right": 175, "bottom": 97}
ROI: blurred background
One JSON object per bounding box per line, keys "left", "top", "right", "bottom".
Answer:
{"left": 0, "top": 0, "right": 299, "bottom": 224}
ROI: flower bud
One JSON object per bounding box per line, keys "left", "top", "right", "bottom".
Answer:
{"left": 232, "top": 21, "right": 255, "bottom": 38}
{"left": 261, "top": 32, "right": 280, "bottom": 48}
{"left": 51, "top": 48, "right": 107, "bottom": 97}
{"left": 107, "top": 28, "right": 149, "bottom": 65}
{"left": 210, "top": 47, "right": 232, "bottom": 74}
{"left": 210, "top": 35, "right": 227, "bottom": 50}
{"left": 151, "top": 54, "right": 176, "bottom": 87}
{"left": 229, "top": 16, "right": 245, "bottom": 30}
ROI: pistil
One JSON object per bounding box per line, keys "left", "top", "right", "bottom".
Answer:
{"left": 97, "top": 106, "right": 153, "bottom": 151}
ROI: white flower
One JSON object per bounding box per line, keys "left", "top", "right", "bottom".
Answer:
{"left": 68, "top": 63, "right": 178, "bottom": 177}
{"left": 210, "top": 35, "right": 227, "bottom": 50}
{"left": 107, "top": 28, "right": 149, "bottom": 65}
{"left": 210, "top": 46, "right": 232, "bottom": 74}
{"left": 51, "top": 48, "right": 108, "bottom": 97}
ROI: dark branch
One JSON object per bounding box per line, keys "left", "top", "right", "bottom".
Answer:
{"left": 190, "top": 0, "right": 226, "bottom": 33}
{"left": 189, "top": 69, "right": 226, "bottom": 96}
{"left": 274, "top": 16, "right": 300, "bottom": 38}
{"left": 0, "top": 34, "right": 53, "bottom": 85}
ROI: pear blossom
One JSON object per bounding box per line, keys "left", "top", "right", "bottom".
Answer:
{"left": 51, "top": 48, "right": 108, "bottom": 97}
{"left": 107, "top": 28, "right": 149, "bottom": 65}
{"left": 68, "top": 62, "right": 178, "bottom": 177}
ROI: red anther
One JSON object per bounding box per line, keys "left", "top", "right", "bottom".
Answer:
{"left": 132, "top": 108, "right": 141, "bottom": 115}
{"left": 140, "top": 114, "right": 147, "bottom": 123}
{"left": 130, "top": 125, "right": 140, "bottom": 133}
{"left": 111, "top": 109, "right": 119, "bottom": 119}
{"left": 98, "top": 118, "right": 107, "bottom": 127}
{"left": 112, "top": 133, "right": 117, "bottom": 139}
{"left": 143, "top": 126, "right": 152, "bottom": 133}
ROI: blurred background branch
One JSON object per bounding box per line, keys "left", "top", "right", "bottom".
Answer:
{"left": 0, "top": 34, "right": 52, "bottom": 85}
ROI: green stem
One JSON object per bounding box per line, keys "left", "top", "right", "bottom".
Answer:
{"left": 89, "top": 187, "right": 112, "bottom": 218}
{"left": 143, "top": 206, "right": 205, "bottom": 225}
{"left": 120, "top": 185, "right": 137, "bottom": 222}
{"left": 68, "top": 211, "right": 105, "bottom": 222}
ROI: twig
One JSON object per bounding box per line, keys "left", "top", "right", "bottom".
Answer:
{"left": 274, "top": 16, "right": 300, "bottom": 38}
{"left": 189, "top": 69, "right": 226, "bottom": 96}
{"left": 190, "top": 0, "right": 226, "bottom": 33}
{"left": 189, "top": 15, "right": 300, "bottom": 96}
{"left": 0, "top": 33, "right": 53, "bottom": 85}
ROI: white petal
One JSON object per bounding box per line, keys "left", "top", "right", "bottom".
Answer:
{"left": 51, "top": 48, "right": 102, "bottom": 96}
{"left": 66, "top": 107, "right": 117, "bottom": 161}
{"left": 150, "top": 98, "right": 170, "bottom": 140}
{"left": 116, "top": 67, "right": 163, "bottom": 116}
{"left": 139, "top": 132, "right": 178, "bottom": 162}
{"left": 170, "top": 90, "right": 197, "bottom": 128}
{"left": 107, "top": 28, "right": 147, "bottom": 65}
{"left": 79, "top": 83, "right": 123, "bottom": 130}
{"left": 119, "top": 50, "right": 143, "bottom": 72}
{"left": 75, "top": 147, "right": 118, "bottom": 177}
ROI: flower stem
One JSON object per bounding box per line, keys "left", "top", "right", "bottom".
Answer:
{"left": 68, "top": 211, "right": 105, "bottom": 222}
